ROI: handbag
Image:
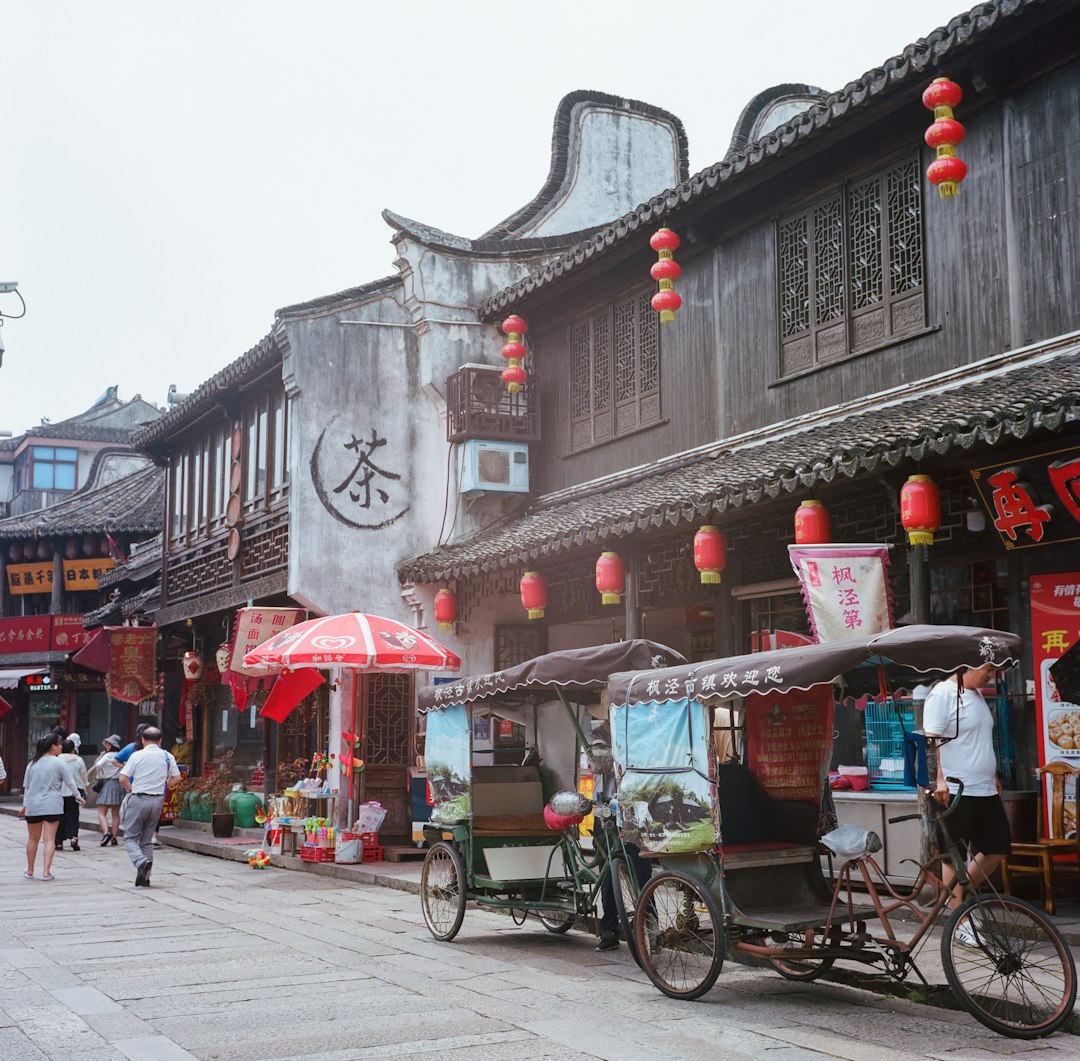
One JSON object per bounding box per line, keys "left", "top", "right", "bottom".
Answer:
{"left": 92, "top": 778, "right": 105, "bottom": 793}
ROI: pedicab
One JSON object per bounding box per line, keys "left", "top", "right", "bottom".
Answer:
{"left": 607, "top": 625, "right": 1077, "bottom": 1039}
{"left": 416, "top": 640, "right": 685, "bottom": 945}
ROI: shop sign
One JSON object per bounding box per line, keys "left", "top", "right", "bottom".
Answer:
{"left": 230, "top": 607, "right": 304, "bottom": 677}
{"left": 0, "top": 615, "right": 51, "bottom": 651}
{"left": 1030, "top": 572, "right": 1080, "bottom": 763}
{"left": 746, "top": 685, "right": 834, "bottom": 802}
{"left": 106, "top": 627, "right": 157, "bottom": 704}
{"left": 51, "top": 614, "right": 95, "bottom": 652}
{"left": 62, "top": 558, "right": 115, "bottom": 589}
{"left": 788, "top": 544, "right": 893, "bottom": 643}
{"left": 6, "top": 562, "right": 53, "bottom": 595}
{"left": 971, "top": 444, "right": 1080, "bottom": 550}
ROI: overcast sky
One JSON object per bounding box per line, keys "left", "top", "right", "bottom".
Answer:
{"left": 2, "top": 0, "right": 969, "bottom": 433}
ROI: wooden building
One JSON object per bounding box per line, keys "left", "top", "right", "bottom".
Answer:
{"left": 399, "top": 0, "right": 1080, "bottom": 795}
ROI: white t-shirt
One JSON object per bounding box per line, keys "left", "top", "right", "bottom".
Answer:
{"left": 121, "top": 745, "right": 180, "bottom": 796}
{"left": 922, "top": 679, "right": 998, "bottom": 796}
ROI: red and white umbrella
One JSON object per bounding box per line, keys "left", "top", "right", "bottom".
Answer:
{"left": 242, "top": 612, "right": 460, "bottom": 675}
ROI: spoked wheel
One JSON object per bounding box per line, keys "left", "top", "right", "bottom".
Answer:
{"left": 941, "top": 895, "right": 1077, "bottom": 1039}
{"left": 420, "top": 841, "right": 467, "bottom": 942}
{"left": 633, "top": 870, "right": 724, "bottom": 1000}
{"left": 537, "top": 910, "right": 575, "bottom": 934}
{"left": 611, "top": 857, "right": 644, "bottom": 969}
{"left": 767, "top": 926, "right": 836, "bottom": 982}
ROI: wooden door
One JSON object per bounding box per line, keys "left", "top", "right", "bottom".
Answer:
{"left": 358, "top": 673, "right": 413, "bottom": 843}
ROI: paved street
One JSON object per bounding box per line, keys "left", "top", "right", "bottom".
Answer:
{"left": 1, "top": 814, "right": 1077, "bottom": 1060}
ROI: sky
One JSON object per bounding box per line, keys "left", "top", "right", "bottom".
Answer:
{"left": 1, "top": 0, "right": 970, "bottom": 434}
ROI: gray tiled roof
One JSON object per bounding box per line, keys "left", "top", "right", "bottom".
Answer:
{"left": 397, "top": 335, "right": 1080, "bottom": 583}
{"left": 131, "top": 330, "right": 287, "bottom": 449}
{"left": 478, "top": 0, "right": 1053, "bottom": 320}
{"left": 0, "top": 464, "right": 164, "bottom": 540}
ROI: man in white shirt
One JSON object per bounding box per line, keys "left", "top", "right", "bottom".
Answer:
{"left": 923, "top": 663, "right": 1010, "bottom": 941}
{"left": 119, "top": 727, "right": 181, "bottom": 887}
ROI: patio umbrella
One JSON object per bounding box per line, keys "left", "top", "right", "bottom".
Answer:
{"left": 242, "top": 611, "right": 460, "bottom": 675}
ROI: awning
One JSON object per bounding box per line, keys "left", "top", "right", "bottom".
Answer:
{"left": 398, "top": 333, "right": 1080, "bottom": 584}
{"left": 71, "top": 629, "right": 109, "bottom": 673}
{"left": 0, "top": 694, "right": 11, "bottom": 719}
{"left": 0, "top": 667, "right": 47, "bottom": 689}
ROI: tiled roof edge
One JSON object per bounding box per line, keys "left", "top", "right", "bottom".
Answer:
{"left": 275, "top": 274, "right": 399, "bottom": 320}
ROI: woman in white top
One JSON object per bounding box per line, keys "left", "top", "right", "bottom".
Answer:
{"left": 21, "top": 734, "right": 83, "bottom": 880}
{"left": 88, "top": 734, "right": 124, "bottom": 846}
{"left": 57, "top": 739, "right": 88, "bottom": 851}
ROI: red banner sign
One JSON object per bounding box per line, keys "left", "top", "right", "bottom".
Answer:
{"left": 746, "top": 685, "right": 834, "bottom": 802}
{"left": 1030, "top": 573, "right": 1080, "bottom": 764}
{"left": 51, "top": 614, "right": 95, "bottom": 652}
{"left": 971, "top": 444, "right": 1080, "bottom": 550}
{"left": 106, "top": 627, "right": 157, "bottom": 704}
{"left": 0, "top": 616, "right": 51, "bottom": 652}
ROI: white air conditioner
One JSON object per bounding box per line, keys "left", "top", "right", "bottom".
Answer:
{"left": 459, "top": 439, "right": 530, "bottom": 495}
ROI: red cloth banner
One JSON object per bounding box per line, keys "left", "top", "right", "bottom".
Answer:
{"left": 746, "top": 685, "right": 834, "bottom": 802}
{"left": 231, "top": 607, "right": 304, "bottom": 677}
{"left": 106, "top": 627, "right": 157, "bottom": 704}
{"left": 260, "top": 668, "right": 325, "bottom": 723}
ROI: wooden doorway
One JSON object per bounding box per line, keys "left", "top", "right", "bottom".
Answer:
{"left": 357, "top": 673, "right": 413, "bottom": 843}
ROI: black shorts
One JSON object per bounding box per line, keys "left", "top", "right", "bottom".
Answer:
{"left": 25, "top": 814, "right": 62, "bottom": 824}
{"left": 939, "top": 794, "right": 1011, "bottom": 856}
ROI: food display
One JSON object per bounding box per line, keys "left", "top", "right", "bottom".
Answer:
{"left": 1048, "top": 708, "right": 1080, "bottom": 752}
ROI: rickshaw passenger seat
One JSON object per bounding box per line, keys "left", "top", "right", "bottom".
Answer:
{"left": 471, "top": 764, "right": 551, "bottom": 836}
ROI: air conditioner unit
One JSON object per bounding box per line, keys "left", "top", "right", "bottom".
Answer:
{"left": 459, "top": 439, "right": 529, "bottom": 495}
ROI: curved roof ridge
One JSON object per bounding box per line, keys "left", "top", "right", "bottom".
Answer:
{"left": 275, "top": 274, "right": 399, "bottom": 320}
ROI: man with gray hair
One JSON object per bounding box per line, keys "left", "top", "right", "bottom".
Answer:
{"left": 118, "top": 727, "right": 181, "bottom": 887}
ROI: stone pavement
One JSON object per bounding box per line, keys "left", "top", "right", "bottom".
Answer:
{"left": 2, "top": 811, "right": 1079, "bottom": 1060}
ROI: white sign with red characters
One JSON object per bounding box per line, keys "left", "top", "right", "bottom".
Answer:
{"left": 788, "top": 544, "right": 893, "bottom": 644}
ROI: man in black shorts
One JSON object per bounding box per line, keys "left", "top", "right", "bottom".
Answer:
{"left": 923, "top": 661, "right": 1010, "bottom": 944}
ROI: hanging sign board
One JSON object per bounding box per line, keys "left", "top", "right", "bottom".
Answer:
{"left": 971, "top": 443, "right": 1080, "bottom": 550}
{"left": 788, "top": 544, "right": 893, "bottom": 643}
{"left": 0, "top": 616, "right": 51, "bottom": 651}
{"left": 106, "top": 627, "right": 158, "bottom": 704}
{"left": 62, "top": 558, "right": 115, "bottom": 589}
{"left": 6, "top": 562, "right": 53, "bottom": 595}
{"left": 230, "top": 607, "right": 305, "bottom": 677}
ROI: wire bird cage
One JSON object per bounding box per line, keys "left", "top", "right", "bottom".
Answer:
{"left": 864, "top": 699, "right": 915, "bottom": 790}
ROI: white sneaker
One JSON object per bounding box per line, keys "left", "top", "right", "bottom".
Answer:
{"left": 953, "top": 917, "right": 981, "bottom": 948}
{"left": 151, "top": 837, "right": 161, "bottom": 847}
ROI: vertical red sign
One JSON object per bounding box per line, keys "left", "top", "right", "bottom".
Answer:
{"left": 745, "top": 685, "right": 834, "bottom": 802}
{"left": 1030, "top": 573, "right": 1080, "bottom": 767}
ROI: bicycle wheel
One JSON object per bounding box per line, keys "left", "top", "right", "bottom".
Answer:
{"left": 537, "top": 910, "right": 575, "bottom": 934}
{"left": 768, "top": 926, "right": 835, "bottom": 982}
{"left": 420, "top": 841, "right": 467, "bottom": 942}
{"left": 634, "top": 870, "right": 724, "bottom": 1000}
{"left": 611, "top": 857, "right": 644, "bottom": 969}
{"left": 941, "top": 895, "right": 1077, "bottom": 1039}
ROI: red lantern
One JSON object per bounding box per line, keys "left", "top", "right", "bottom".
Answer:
{"left": 794, "top": 499, "right": 831, "bottom": 545}
{"left": 215, "top": 643, "right": 232, "bottom": 674}
{"left": 650, "top": 228, "right": 682, "bottom": 323}
{"left": 922, "top": 77, "right": 966, "bottom": 199}
{"left": 501, "top": 315, "right": 528, "bottom": 394}
{"left": 64, "top": 537, "right": 78, "bottom": 560}
{"left": 520, "top": 571, "right": 547, "bottom": 620}
{"left": 36, "top": 540, "right": 50, "bottom": 560}
{"left": 900, "top": 474, "right": 941, "bottom": 546}
{"left": 693, "top": 526, "right": 726, "bottom": 585}
{"left": 595, "top": 552, "right": 625, "bottom": 606}
{"left": 182, "top": 650, "right": 204, "bottom": 682}
{"left": 434, "top": 587, "right": 458, "bottom": 632}
{"left": 8, "top": 543, "right": 21, "bottom": 563}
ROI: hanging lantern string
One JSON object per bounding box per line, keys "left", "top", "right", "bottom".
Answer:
{"left": 501, "top": 315, "right": 528, "bottom": 393}
{"left": 922, "top": 78, "right": 967, "bottom": 199}
{"left": 650, "top": 228, "right": 682, "bottom": 323}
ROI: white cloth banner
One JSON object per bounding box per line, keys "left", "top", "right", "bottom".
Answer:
{"left": 788, "top": 544, "right": 894, "bottom": 643}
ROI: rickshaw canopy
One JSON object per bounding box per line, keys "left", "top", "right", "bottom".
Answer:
{"left": 417, "top": 639, "right": 686, "bottom": 712}
{"left": 608, "top": 625, "right": 1022, "bottom": 708}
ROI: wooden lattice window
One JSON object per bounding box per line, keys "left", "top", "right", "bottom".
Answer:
{"left": 778, "top": 156, "right": 925, "bottom": 377}
{"left": 361, "top": 673, "right": 412, "bottom": 766}
{"left": 570, "top": 289, "right": 660, "bottom": 451}
{"left": 494, "top": 624, "right": 548, "bottom": 670}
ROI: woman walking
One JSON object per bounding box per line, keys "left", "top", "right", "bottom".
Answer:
{"left": 57, "top": 739, "right": 88, "bottom": 851}
{"left": 21, "top": 735, "right": 83, "bottom": 880}
{"left": 88, "top": 735, "right": 124, "bottom": 846}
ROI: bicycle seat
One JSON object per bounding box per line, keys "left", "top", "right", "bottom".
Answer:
{"left": 821, "top": 824, "right": 882, "bottom": 861}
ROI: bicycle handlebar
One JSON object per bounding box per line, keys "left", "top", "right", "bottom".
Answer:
{"left": 886, "top": 777, "right": 965, "bottom": 826}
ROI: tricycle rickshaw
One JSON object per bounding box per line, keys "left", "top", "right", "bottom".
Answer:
{"left": 417, "top": 640, "right": 685, "bottom": 946}
{"left": 607, "top": 624, "right": 1077, "bottom": 1039}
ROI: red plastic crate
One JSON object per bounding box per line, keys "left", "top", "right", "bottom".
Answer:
{"left": 359, "top": 832, "right": 380, "bottom": 847}
{"left": 361, "top": 845, "right": 383, "bottom": 862}
{"left": 300, "top": 844, "right": 335, "bottom": 863}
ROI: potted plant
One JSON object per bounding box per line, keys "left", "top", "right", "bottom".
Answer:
{"left": 206, "top": 773, "right": 238, "bottom": 837}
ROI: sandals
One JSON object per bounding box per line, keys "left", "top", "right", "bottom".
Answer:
{"left": 100, "top": 834, "right": 112, "bottom": 847}
{"left": 41, "top": 874, "right": 54, "bottom": 881}
{"left": 22, "top": 870, "right": 34, "bottom": 879}
{"left": 70, "top": 839, "right": 80, "bottom": 851}
{"left": 110, "top": 835, "right": 118, "bottom": 846}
